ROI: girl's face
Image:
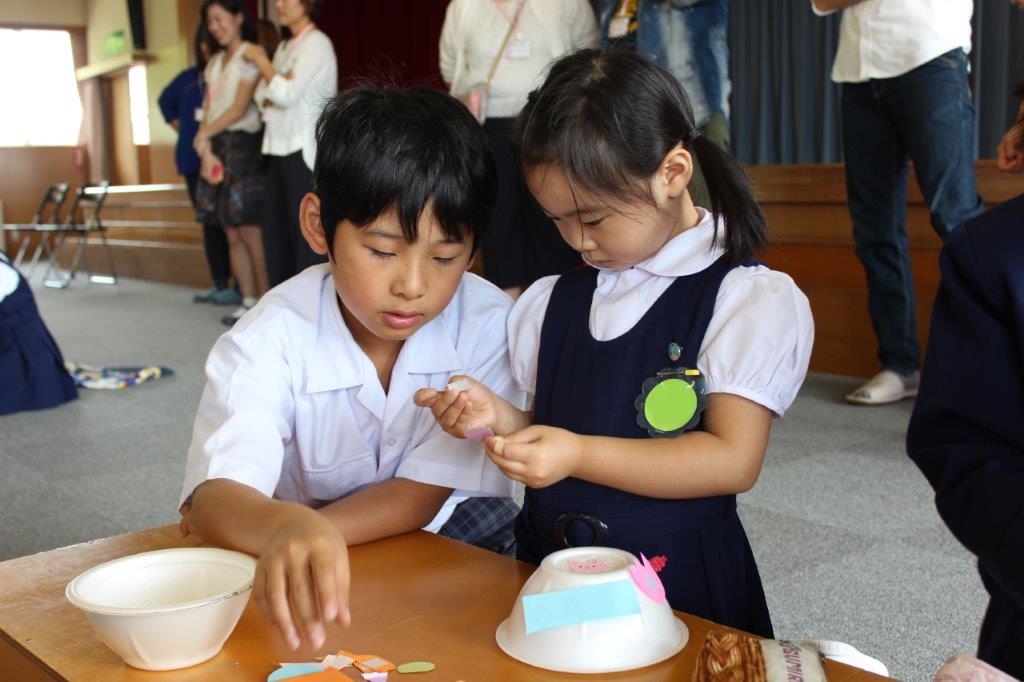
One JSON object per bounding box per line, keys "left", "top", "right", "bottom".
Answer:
{"left": 275, "top": 0, "right": 309, "bottom": 27}
{"left": 206, "top": 4, "right": 243, "bottom": 47}
{"left": 525, "top": 148, "right": 697, "bottom": 271}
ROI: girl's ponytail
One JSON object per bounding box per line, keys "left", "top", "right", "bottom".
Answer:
{"left": 689, "top": 134, "right": 767, "bottom": 263}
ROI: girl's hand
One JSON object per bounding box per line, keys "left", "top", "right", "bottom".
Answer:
{"left": 413, "top": 376, "right": 502, "bottom": 438}
{"left": 251, "top": 507, "right": 351, "bottom": 651}
{"left": 200, "top": 151, "right": 225, "bottom": 185}
{"left": 485, "top": 425, "right": 583, "bottom": 488}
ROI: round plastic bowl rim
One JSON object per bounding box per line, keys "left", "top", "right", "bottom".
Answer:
{"left": 65, "top": 547, "right": 256, "bottom": 617}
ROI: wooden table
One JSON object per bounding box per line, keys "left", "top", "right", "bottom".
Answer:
{"left": 0, "top": 526, "right": 885, "bottom": 681}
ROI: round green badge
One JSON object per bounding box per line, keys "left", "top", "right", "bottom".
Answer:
{"left": 634, "top": 368, "right": 708, "bottom": 438}
{"left": 643, "top": 378, "right": 696, "bottom": 432}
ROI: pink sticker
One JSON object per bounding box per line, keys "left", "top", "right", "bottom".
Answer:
{"left": 628, "top": 554, "right": 666, "bottom": 604}
{"left": 465, "top": 427, "right": 495, "bottom": 443}
{"left": 568, "top": 557, "right": 613, "bottom": 574}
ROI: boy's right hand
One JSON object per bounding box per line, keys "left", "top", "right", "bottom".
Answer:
{"left": 414, "top": 375, "right": 502, "bottom": 439}
{"left": 252, "top": 505, "right": 351, "bottom": 651}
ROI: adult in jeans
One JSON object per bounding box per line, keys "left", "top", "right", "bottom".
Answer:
{"left": 812, "top": 0, "right": 984, "bottom": 405}
{"left": 591, "top": 0, "right": 730, "bottom": 206}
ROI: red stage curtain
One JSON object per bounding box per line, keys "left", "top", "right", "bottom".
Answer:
{"left": 319, "top": 0, "right": 449, "bottom": 89}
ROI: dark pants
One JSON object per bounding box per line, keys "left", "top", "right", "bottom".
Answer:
{"left": 841, "top": 49, "right": 984, "bottom": 375}
{"left": 482, "top": 118, "right": 581, "bottom": 290}
{"left": 185, "top": 173, "right": 231, "bottom": 287}
{"left": 262, "top": 151, "right": 325, "bottom": 287}
{"left": 978, "top": 598, "right": 1024, "bottom": 679}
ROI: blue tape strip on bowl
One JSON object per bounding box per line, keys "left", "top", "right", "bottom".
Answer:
{"left": 522, "top": 579, "right": 641, "bottom": 635}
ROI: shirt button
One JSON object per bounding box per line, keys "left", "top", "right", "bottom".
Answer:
{"left": 386, "top": 437, "right": 396, "bottom": 447}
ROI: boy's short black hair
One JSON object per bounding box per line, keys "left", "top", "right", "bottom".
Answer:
{"left": 313, "top": 85, "right": 496, "bottom": 256}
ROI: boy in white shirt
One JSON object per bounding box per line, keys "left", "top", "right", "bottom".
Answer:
{"left": 179, "top": 85, "right": 519, "bottom": 651}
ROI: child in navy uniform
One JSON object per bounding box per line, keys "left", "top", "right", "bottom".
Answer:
{"left": 907, "top": 192, "right": 1024, "bottom": 679}
{"left": 417, "top": 49, "right": 813, "bottom": 637}
{"left": 0, "top": 254, "right": 77, "bottom": 415}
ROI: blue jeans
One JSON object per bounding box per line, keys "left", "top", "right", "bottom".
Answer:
{"left": 841, "top": 48, "right": 984, "bottom": 375}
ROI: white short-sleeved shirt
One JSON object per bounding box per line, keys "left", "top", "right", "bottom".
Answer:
{"left": 205, "top": 42, "right": 262, "bottom": 134}
{"left": 508, "top": 209, "right": 815, "bottom": 417}
{"left": 0, "top": 255, "right": 19, "bottom": 304}
{"left": 256, "top": 27, "right": 338, "bottom": 169}
{"left": 180, "top": 265, "right": 520, "bottom": 532}
{"left": 812, "top": 0, "right": 972, "bottom": 83}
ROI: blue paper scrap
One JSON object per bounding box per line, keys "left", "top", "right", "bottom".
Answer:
{"left": 521, "top": 579, "right": 641, "bottom": 634}
{"left": 268, "top": 663, "right": 325, "bottom": 681}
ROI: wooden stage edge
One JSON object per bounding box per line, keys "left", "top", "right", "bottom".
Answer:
{"left": 2, "top": 161, "right": 1017, "bottom": 379}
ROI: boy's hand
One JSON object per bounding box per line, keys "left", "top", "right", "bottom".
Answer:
{"left": 484, "top": 425, "right": 583, "bottom": 489}
{"left": 251, "top": 506, "right": 351, "bottom": 651}
{"left": 414, "top": 375, "right": 503, "bottom": 438}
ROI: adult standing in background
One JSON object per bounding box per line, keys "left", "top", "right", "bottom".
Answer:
{"left": 195, "top": 0, "right": 270, "bottom": 327}
{"left": 811, "top": 0, "right": 984, "bottom": 405}
{"left": 159, "top": 25, "right": 240, "bottom": 308}
{"left": 440, "top": 0, "right": 598, "bottom": 298}
{"left": 592, "top": 0, "right": 730, "bottom": 150}
{"left": 244, "top": 0, "right": 337, "bottom": 286}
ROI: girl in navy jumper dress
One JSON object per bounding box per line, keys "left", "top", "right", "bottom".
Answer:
{"left": 415, "top": 50, "right": 813, "bottom": 637}
{"left": 0, "top": 254, "right": 77, "bottom": 415}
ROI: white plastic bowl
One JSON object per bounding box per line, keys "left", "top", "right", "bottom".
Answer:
{"left": 496, "top": 547, "right": 688, "bottom": 674}
{"left": 66, "top": 547, "right": 256, "bottom": 670}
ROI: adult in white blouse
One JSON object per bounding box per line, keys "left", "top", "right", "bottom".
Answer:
{"left": 195, "top": 0, "right": 270, "bottom": 327}
{"left": 244, "top": 0, "right": 338, "bottom": 286}
{"left": 440, "top": 0, "right": 598, "bottom": 298}
{"left": 811, "top": 0, "right": 984, "bottom": 405}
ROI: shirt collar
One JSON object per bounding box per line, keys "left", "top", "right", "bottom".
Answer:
{"left": 304, "top": 273, "right": 462, "bottom": 394}
{"left": 584, "top": 208, "right": 725, "bottom": 278}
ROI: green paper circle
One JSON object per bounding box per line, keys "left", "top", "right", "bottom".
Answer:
{"left": 643, "top": 378, "right": 697, "bottom": 432}
{"left": 397, "top": 661, "right": 436, "bottom": 673}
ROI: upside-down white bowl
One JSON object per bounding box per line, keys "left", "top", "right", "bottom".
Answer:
{"left": 496, "top": 547, "right": 688, "bottom": 674}
{"left": 66, "top": 548, "right": 256, "bottom": 671}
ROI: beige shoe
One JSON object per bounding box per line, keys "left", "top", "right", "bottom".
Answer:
{"left": 845, "top": 370, "right": 919, "bottom": 405}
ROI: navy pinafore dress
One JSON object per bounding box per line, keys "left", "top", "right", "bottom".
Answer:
{"left": 515, "top": 256, "right": 773, "bottom": 638}
{"left": 0, "top": 256, "right": 78, "bottom": 415}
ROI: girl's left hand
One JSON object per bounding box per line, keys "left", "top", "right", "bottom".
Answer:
{"left": 485, "top": 425, "right": 583, "bottom": 489}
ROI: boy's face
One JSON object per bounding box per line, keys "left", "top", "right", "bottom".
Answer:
{"left": 300, "top": 195, "right": 474, "bottom": 347}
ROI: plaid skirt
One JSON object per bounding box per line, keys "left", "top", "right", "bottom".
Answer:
{"left": 438, "top": 496, "right": 518, "bottom": 557}
{"left": 195, "top": 130, "right": 265, "bottom": 227}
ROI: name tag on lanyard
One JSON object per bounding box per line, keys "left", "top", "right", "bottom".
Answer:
{"left": 506, "top": 37, "right": 531, "bottom": 59}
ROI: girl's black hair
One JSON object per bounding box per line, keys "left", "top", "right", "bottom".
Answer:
{"left": 201, "top": 0, "right": 258, "bottom": 48}
{"left": 281, "top": 0, "right": 324, "bottom": 39}
{"left": 1015, "top": 82, "right": 1024, "bottom": 125}
{"left": 517, "top": 48, "right": 766, "bottom": 264}
{"left": 313, "top": 85, "right": 496, "bottom": 256}
{"left": 193, "top": 22, "right": 214, "bottom": 71}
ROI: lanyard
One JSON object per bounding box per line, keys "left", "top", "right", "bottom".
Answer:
{"left": 491, "top": 0, "right": 526, "bottom": 37}
{"left": 280, "top": 22, "right": 315, "bottom": 64}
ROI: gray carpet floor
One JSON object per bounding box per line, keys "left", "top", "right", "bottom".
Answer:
{"left": 0, "top": 275, "right": 988, "bottom": 680}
